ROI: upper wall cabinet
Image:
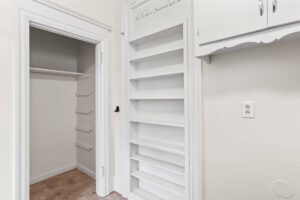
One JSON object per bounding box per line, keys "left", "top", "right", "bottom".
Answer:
{"left": 195, "top": 0, "right": 300, "bottom": 58}
{"left": 268, "top": 0, "right": 300, "bottom": 27}
{"left": 198, "top": 0, "right": 268, "bottom": 45}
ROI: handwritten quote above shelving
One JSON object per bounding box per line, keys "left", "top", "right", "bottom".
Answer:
{"left": 135, "top": 0, "right": 183, "bottom": 22}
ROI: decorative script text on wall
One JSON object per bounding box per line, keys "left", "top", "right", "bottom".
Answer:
{"left": 135, "top": 0, "right": 183, "bottom": 22}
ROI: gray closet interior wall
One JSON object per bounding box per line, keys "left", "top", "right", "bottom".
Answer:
{"left": 30, "top": 27, "right": 96, "bottom": 181}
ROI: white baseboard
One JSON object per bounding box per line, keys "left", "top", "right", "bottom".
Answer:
{"left": 30, "top": 164, "right": 77, "bottom": 185}
{"left": 76, "top": 164, "right": 95, "bottom": 179}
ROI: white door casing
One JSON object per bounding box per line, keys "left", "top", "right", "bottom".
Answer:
{"left": 15, "top": 1, "right": 111, "bottom": 199}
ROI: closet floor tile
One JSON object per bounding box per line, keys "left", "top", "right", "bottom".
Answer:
{"left": 30, "top": 169, "right": 126, "bottom": 200}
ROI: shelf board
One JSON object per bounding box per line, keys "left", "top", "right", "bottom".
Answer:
{"left": 76, "top": 109, "right": 92, "bottom": 115}
{"left": 130, "top": 117, "right": 184, "bottom": 128}
{"left": 129, "top": 46, "right": 183, "bottom": 63}
{"left": 129, "top": 94, "right": 184, "bottom": 100}
{"left": 77, "top": 74, "right": 90, "bottom": 80}
{"left": 76, "top": 142, "right": 93, "bottom": 151}
{"left": 129, "top": 69, "right": 184, "bottom": 80}
{"left": 30, "top": 67, "right": 83, "bottom": 77}
{"left": 76, "top": 126, "right": 93, "bottom": 133}
{"left": 129, "top": 21, "right": 183, "bottom": 44}
{"left": 76, "top": 91, "right": 92, "bottom": 97}
{"left": 131, "top": 188, "right": 162, "bottom": 200}
{"left": 130, "top": 138, "right": 185, "bottom": 156}
{"left": 131, "top": 171, "right": 184, "bottom": 198}
{"left": 131, "top": 154, "right": 185, "bottom": 175}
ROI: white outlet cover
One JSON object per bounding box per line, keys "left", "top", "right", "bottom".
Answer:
{"left": 242, "top": 100, "right": 255, "bottom": 119}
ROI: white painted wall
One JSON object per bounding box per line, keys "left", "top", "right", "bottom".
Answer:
{"left": 203, "top": 39, "right": 300, "bottom": 200}
{"left": 30, "top": 28, "right": 78, "bottom": 72}
{"left": 30, "top": 74, "right": 77, "bottom": 182}
{"left": 0, "top": 0, "right": 14, "bottom": 199}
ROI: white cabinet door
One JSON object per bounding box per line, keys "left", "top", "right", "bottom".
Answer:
{"left": 268, "top": 0, "right": 300, "bottom": 27}
{"left": 198, "top": 0, "right": 268, "bottom": 45}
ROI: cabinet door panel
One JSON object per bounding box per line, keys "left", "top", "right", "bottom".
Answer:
{"left": 198, "top": 0, "right": 268, "bottom": 45}
{"left": 268, "top": 0, "right": 300, "bottom": 27}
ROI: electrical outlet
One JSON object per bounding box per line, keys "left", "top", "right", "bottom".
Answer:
{"left": 242, "top": 100, "right": 255, "bottom": 119}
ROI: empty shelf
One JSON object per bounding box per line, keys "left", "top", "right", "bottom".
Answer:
{"left": 30, "top": 67, "right": 83, "bottom": 77}
{"left": 77, "top": 74, "right": 90, "bottom": 80}
{"left": 76, "top": 91, "right": 92, "bottom": 97}
{"left": 130, "top": 138, "right": 184, "bottom": 156}
{"left": 131, "top": 188, "right": 162, "bottom": 200}
{"left": 131, "top": 171, "right": 184, "bottom": 198}
{"left": 130, "top": 117, "right": 184, "bottom": 128}
{"left": 76, "top": 126, "right": 93, "bottom": 133}
{"left": 131, "top": 154, "right": 185, "bottom": 175}
{"left": 76, "top": 142, "right": 93, "bottom": 151}
{"left": 129, "top": 46, "right": 183, "bottom": 63}
{"left": 129, "top": 94, "right": 184, "bottom": 100}
{"left": 130, "top": 69, "right": 184, "bottom": 80}
{"left": 76, "top": 109, "right": 92, "bottom": 115}
{"left": 129, "top": 22, "right": 183, "bottom": 44}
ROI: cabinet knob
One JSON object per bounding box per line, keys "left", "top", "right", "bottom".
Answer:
{"left": 273, "top": 0, "right": 278, "bottom": 13}
{"left": 259, "top": 0, "right": 264, "bottom": 16}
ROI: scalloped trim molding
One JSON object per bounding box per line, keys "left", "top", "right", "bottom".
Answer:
{"left": 196, "top": 21, "right": 300, "bottom": 58}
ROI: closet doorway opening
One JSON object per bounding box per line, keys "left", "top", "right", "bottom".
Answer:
{"left": 17, "top": 9, "right": 110, "bottom": 200}
{"left": 30, "top": 27, "right": 98, "bottom": 199}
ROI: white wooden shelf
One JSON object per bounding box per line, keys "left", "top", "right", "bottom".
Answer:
{"left": 129, "top": 46, "right": 183, "bottom": 63}
{"left": 77, "top": 74, "right": 90, "bottom": 80}
{"left": 129, "top": 94, "right": 184, "bottom": 100}
{"left": 76, "top": 141, "right": 93, "bottom": 151}
{"left": 130, "top": 117, "right": 184, "bottom": 128}
{"left": 131, "top": 188, "right": 162, "bottom": 200}
{"left": 76, "top": 91, "right": 92, "bottom": 97}
{"left": 130, "top": 138, "right": 185, "bottom": 156}
{"left": 30, "top": 67, "right": 83, "bottom": 77}
{"left": 126, "top": 20, "right": 187, "bottom": 199}
{"left": 76, "top": 109, "right": 92, "bottom": 115}
{"left": 76, "top": 126, "right": 93, "bottom": 133}
{"left": 131, "top": 154, "right": 185, "bottom": 175}
{"left": 131, "top": 171, "right": 185, "bottom": 198}
{"left": 129, "top": 21, "right": 183, "bottom": 44}
{"left": 129, "top": 69, "right": 184, "bottom": 80}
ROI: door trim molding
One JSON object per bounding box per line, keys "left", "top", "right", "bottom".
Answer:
{"left": 32, "top": 0, "right": 112, "bottom": 31}
{"left": 15, "top": 2, "right": 111, "bottom": 200}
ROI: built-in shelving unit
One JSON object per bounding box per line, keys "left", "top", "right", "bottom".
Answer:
{"left": 30, "top": 67, "right": 84, "bottom": 77}
{"left": 126, "top": 22, "right": 188, "bottom": 200}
